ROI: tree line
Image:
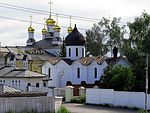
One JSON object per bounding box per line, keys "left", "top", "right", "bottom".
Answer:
{"left": 86, "top": 12, "right": 150, "bottom": 92}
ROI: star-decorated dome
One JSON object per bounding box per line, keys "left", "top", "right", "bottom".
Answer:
{"left": 65, "top": 24, "right": 86, "bottom": 46}
{"left": 46, "top": 17, "right": 55, "bottom": 26}
{"left": 54, "top": 24, "right": 61, "bottom": 32}
{"left": 28, "top": 26, "right": 34, "bottom": 33}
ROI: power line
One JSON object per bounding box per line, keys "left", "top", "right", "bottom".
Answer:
{"left": 0, "top": 2, "right": 128, "bottom": 25}
{"left": 0, "top": 2, "right": 98, "bottom": 23}
{"left": 0, "top": 15, "right": 88, "bottom": 31}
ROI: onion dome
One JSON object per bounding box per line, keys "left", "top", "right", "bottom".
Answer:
{"left": 28, "top": 26, "right": 34, "bottom": 33}
{"left": 54, "top": 25, "right": 61, "bottom": 32}
{"left": 42, "top": 27, "right": 47, "bottom": 34}
{"left": 65, "top": 24, "right": 86, "bottom": 46}
{"left": 67, "top": 26, "right": 73, "bottom": 33}
{"left": 46, "top": 17, "right": 55, "bottom": 26}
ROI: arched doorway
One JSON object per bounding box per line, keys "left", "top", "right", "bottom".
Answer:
{"left": 27, "top": 83, "right": 31, "bottom": 91}
{"left": 60, "top": 72, "right": 67, "bottom": 87}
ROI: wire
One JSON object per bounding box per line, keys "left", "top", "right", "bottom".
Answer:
{"left": 0, "top": 15, "right": 88, "bottom": 30}
{"left": 0, "top": 2, "right": 98, "bottom": 23}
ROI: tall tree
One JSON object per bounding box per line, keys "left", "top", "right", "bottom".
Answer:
{"left": 128, "top": 12, "right": 150, "bottom": 53}
{"left": 86, "top": 17, "right": 126, "bottom": 56}
{"left": 86, "top": 23, "right": 108, "bottom": 56}
{"left": 59, "top": 38, "right": 66, "bottom": 57}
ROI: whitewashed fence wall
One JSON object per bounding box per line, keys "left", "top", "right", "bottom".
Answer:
{"left": 0, "top": 96, "right": 62, "bottom": 113}
{"left": 86, "top": 88, "right": 149, "bottom": 109}
{"left": 29, "top": 86, "right": 65, "bottom": 97}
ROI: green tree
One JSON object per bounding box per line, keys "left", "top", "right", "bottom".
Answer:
{"left": 100, "top": 65, "right": 136, "bottom": 91}
{"left": 59, "top": 38, "right": 66, "bottom": 57}
{"left": 128, "top": 12, "right": 150, "bottom": 53}
{"left": 127, "top": 12, "right": 150, "bottom": 92}
{"left": 86, "top": 23, "right": 108, "bottom": 56}
{"left": 86, "top": 17, "right": 126, "bottom": 56}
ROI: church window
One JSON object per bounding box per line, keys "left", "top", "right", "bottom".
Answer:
{"left": 27, "top": 83, "right": 31, "bottom": 86}
{"left": 3, "top": 80, "right": 5, "bottom": 84}
{"left": 15, "top": 80, "right": 17, "bottom": 87}
{"left": 18, "top": 80, "right": 20, "bottom": 88}
{"left": 43, "top": 82, "right": 47, "bottom": 87}
{"left": 36, "top": 83, "right": 39, "bottom": 87}
{"left": 76, "top": 48, "right": 78, "bottom": 57}
{"left": 12, "top": 80, "right": 14, "bottom": 86}
{"left": 48, "top": 68, "right": 51, "bottom": 78}
{"left": 77, "top": 68, "right": 80, "bottom": 78}
{"left": 94, "top": 68, "right": 97, "bottom": 78}
{"left": 69, "top": 48, "right": 71, "bottom": 57}
{"left": 82, "top": 48, "right": 84, "bottom": 57}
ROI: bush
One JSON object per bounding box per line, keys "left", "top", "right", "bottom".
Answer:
{"left": 57, "top": 106, "right": 71, "bottom": 113}
{"left": 138, "top": 109, "right": 150, "bottom": 113}
{"left": 70, "top": 96, "right": 86, "bottom": 103}
{"left": 6, "top": 111, "right": 14, "bottom": 113}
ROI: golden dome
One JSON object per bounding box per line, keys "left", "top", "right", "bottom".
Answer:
{"left": 28, "top": 26, "right": 35, "bottom": 33}
{"left": 54, "top": 25, "right": 61, "bottom": 32}
{"left": 42, "top": 27, "right": 47, "bottom": 34}
{"left": 67, "top": 26, "right": 73, "bottom": 33}
{"left": 46, "top": 17, "right": 55, "bottom": 26}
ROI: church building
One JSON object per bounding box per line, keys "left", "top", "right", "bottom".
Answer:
{"left": 42, "top": 25, "right": 108, "bottom": 88}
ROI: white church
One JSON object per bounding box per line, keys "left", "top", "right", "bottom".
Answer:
{"left": 42, "top": 25, "right": 108, "bottom": 88}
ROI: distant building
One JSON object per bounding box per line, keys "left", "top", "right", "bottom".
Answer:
{"left": 0, "top": 66, "right": 47, "bottom": 91}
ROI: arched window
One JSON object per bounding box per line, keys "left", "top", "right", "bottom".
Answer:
{"left": 48, "top": 68, "right": 51, "bottom": 78}
{"left": 43, "top": 82, "right": 47, "bottom": 87}
{"left": 76, "top": 48, "right": 78, "bottom": 57}
{"left": 94, "top": 68, "right": 97, "bottom": 78}
{"left": 69, "top": 48, "right": 71, "bottom": 57}
{"left": 36, "top": 83, "right": 39, "bottom": 87}
{"left": 77, "top": 68, "right": 80, "bottom": 78}
{"left": 27, "top": 83, "right": 31, "bottom": 86}
{"left": 82, "top": 48, "right": 84, "bottom": 57}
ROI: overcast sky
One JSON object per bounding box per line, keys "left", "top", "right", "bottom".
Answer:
{"left": 0, "top": 0, "right": 150, "bottom": 46}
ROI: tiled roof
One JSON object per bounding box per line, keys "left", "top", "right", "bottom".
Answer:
{"left": 78, "top": 56, "right": 105, "bottom": 66}
{"left": 105, "top": 56, "right": 131, "bottom": 66}
{"left": 46, "top": 56, "right": 105, "bottom": 66}
{"left": 48, "top": 57, "right": 61, "bottom": 65}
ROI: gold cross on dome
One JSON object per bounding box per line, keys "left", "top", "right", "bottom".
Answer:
{"left": 30, "top": 16, "right": 32, "bottom": 26}
{"left": 48, "top": 1, "right": 53, "bottom": 17}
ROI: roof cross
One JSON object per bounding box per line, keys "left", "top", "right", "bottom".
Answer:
{"left": 30, "top": 16, "right": 32, "bottom": 26}
{"left": 48, "top": 1, "right": 53, "bottom": 17}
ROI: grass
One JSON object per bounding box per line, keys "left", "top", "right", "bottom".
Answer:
{"left": 70, "top": 96, "right": 86, "bottom": 104}
{"left": 138, "top": 109, "right": 150, "bottom": 113}
{"left": 57, "top": 106, "right": 71, "bottom": 113}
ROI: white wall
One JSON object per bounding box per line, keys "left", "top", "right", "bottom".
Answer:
{"left": 66, "top": 46, "right": 85, "bottom": 60}
{"left": 0, "top": 77, "right": 44, "bottom": 91}
{"left": 42, "top": 59, "right": 107, "bottom": 88}
{"left": 86, "top": 88, "right": 148, "bottom": 109}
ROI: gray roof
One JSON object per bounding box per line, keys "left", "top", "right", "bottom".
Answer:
{"left": 2, "top": 84, "right": 22, "bottom": 93}
{"left": 0, "top": 66, "right": 47, "bottom": 78}
{"left": 26, "top": 38, "right": 61, "bottom": 49}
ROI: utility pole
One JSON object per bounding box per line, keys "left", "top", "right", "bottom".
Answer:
{"left": 145, "top": 53, "right": 148, "bottom": 113}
